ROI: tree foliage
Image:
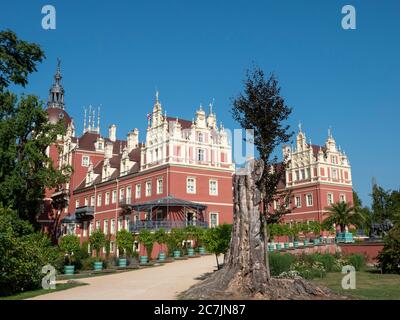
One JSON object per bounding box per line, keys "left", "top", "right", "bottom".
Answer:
{"left": 0, "top": 29, "right": 71, "bottom": 227}
{"left": 323, "top": 202, "right": 364, "bottom": 233}
{"left": 116, "top": 229, "right": 133, "bottom": 258}
{"left": 58, "top": 234, "right": 80, "bottom": 265}
{"left": 231, "top": 65, "right": 293, "bottom": 222}
{"left": 138, "top": 229, "right": 155, "bottom": 259}
{"left": 377, "top": 225, "right": 400, "bottom": 274}
{"left": 203, "top": 224, "right": 232, "bottom": 269}
{"left": 89, "top": 229, "right": 106, "bottom": 259}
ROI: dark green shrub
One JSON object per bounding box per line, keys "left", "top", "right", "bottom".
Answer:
{"left": 269, "top": 253, "right": 294, "bottom": 276}
{"left": 346, "top": 254, "right": 366, "bottom": 271}
{"left": 377, "top": 226, "right": 400, "bottom": 274}
{"left": 80, "top": 257, "right": 98, "bottom": 270}
{"left": 314, "top": 253, "right": 335, "bottom": 272}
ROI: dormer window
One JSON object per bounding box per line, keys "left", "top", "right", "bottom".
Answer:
{"left": 98, "top": 142, "right": 103, "bottom": 150}
{"left": 198, "top": 132, "right": 204, "bottom": 143}
{"left": 82, "top": 156, "right": 90, "bottom": 167}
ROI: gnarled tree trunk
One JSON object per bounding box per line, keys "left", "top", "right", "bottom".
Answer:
{"left": 181, "top": 159, "right": 344, "bottom": 300}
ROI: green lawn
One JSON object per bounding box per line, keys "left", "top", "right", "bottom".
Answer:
{"left": 0, "top": 282, "right": 87, "bottom": 300}
{"left": 312, "top": 271, "right": 400, "bottom": 300}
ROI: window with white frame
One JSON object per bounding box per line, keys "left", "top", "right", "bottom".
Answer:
{"left": 327, "top": 193, "right": 334, "bottom": 205}
{"left": 84, "top": 197, "right": 88, "bottom": 206}
{"left": 105, "top": 192, "right": 110, "bottom": 205}
{"left": 295, "top": 171, "right": 299, "bottom": 181}
{"left": 103, "top": 219, "right": 108, "bottom": 234}
{"left": 209, "top": 213, "right": 219, "bottom": 228}
{"left": 186, "top": 177, "right": 196, "bottom": 194}
{"left": 332, "top": 169, "right": 338, "bottom": 179}
{"left": 157, "top": 178, "right": 163, "bottom": 194}
{"left": 306, "top": 194, "right": 313, "bottom": 207}
{"left": 97, "top": 193, "right": 102, "bottom": 207}
{"left": 126, "top": 186, "right": 132, "bottom": 203}
{"left": 90, "top": 195, "right": 95, "bottom": 207}
{"left": 301, "top": 169, "right": 305, "bottom": 180}
{"left": 340, "top": 194, "right": 346, "bottom": 203}
{"left": 273, "top": 199, "right": 278, "bottom": 210}
{"left": 112, "top": 189, "right": 117, "bottom": 203}
{"left": 119, "top": 188, "right": 124, "bottom": 202}
{"left": 75, "top": 199, "right": 80, "bottom": 208}
{"left": 110, "top": 219, "right": 115, "bottom": 234}
{"left": 307, "top": 168, "right": 311, "bottom": 179}
{"left": 89, "top": 222, "right": 93, "bottom": 235}
{"left": 118, "top": 217, "right": 123, "bottom": 231}
{"left": 295, "top": 196, "right": 301, "bottom": 208}
{"left": 209, "top": 180, "right": 218, "bottom": 195}
{"left": 198, "top": 132, "right": 204, "bottom": 143}
{"left": 197, "top": 149, "right": 205, "bottom": 162}
{"left": 331, "top": 156, "right": 337, "bottom": 164}
{"left": 82, "top": 155, "right": 90, "bottom": 167}
{"left": 110, "top": 241, "right": 115, "bottom": 253}
{"left": 125, "top": 217, "right": 130, "bottom": 230}
{"left": 136, "top": 184, "right": 141, "bottom": 199}
{"left": 95, "top": 220, "right": 100, "bottom": 230}
{"left": 146, "top": 181, "right": 152, "bottom": 196}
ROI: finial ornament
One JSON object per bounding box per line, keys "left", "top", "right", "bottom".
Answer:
{"left": 328, "top": 126, "right": 332, "bottom": 138}
{"left": 155, "top": 90, "right": 159, "bottom": 103}
{"left": 298, "top": 121, "right": 302, "bottom": 132}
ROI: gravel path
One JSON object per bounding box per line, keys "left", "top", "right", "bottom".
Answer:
{"left": 30, "top": 255, "right": 216, "bottom": 300}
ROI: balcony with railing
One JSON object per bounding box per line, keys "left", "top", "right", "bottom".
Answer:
{"left": 129, "top": 219, "right": 208, "bottom": 232}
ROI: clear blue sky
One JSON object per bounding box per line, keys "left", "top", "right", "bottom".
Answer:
{"left": 1, "top": 0, "right": 399, "bottom": 206}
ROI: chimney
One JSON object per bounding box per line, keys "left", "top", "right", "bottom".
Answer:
{"left": 127, "top": 128, "right": 139, "bottom": 152}
{"left": 105, "top": 141, "right": 113, "bottom": 158}
{"left": 109, "top": 124, "right": 116, "bottom": 142}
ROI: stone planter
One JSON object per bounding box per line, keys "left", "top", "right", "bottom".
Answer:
{"left": 64, "top": 265, "right": 75, "bottom": 275}
{"left": 284, "top": 242, "right": 290, "bottom": 249}
{"left": 173, "top": 250, "right": 181, "bottom": 258}
{"left": 140, "top": 256, "right": 148, "bottom": 264}
{"left": 198, "top": 246, "right": 206, "bottom": 255}
{"left": 187, "top": 248, "right": 195, "bottom": 257}
{"left": 118, "top": 258, "right": 127, "bottom": 267}
{"left": 158, "top": 252, "right": 166, "bottom": 261}
{"left": 93, "top": 261, "right": 103, "bottom": 271}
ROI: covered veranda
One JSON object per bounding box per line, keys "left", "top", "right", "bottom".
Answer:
{"left": 127, "top": 195, "right": 208, "bottom": 232}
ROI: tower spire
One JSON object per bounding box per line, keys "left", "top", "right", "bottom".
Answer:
{"left": 47, "top": 58, "right": 65, "bottom": 109}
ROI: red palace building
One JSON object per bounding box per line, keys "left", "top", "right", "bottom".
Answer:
{"left": 40, "top": 62, "right": 353, "bottom": 253}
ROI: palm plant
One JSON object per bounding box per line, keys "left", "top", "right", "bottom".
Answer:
{"left": 323, "top": 202, "right": 364, "bottom": 233}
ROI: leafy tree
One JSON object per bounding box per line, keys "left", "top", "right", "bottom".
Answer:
{"left": 377, "top": 225, "right": 400, "bottom": 274}
{"left": 170, "top": 227, "right": 186, "bottom": 253}
{"left": 58, "top": 234, "right": 80, "bottom": 266}
{"left": 89, "top": 229, "right": 106, "bottom": 260}
{"left": 138, "top": 229, "right": 155, "bottom": 260}
{"left": 231, "top": 65, "right": 293, "bottom": 276}
{"left": 203, "top": 224, "right": 232, "bottom": 269}
{"left": 0, "top": 207, "right": 60, "bottom": 296}
{"left": 0, "top": 30, "right": 71, "bottom": 228}
{"left": 116, "top": 229, "right": 133, "bottom": 258}
{"left": 323, "top": 202, "right": 364, "bottom": 233}
{"left": 353, "top": 189, "right": 372, "bottom": 235}
{"left": 154, "top": 228, "right": 167, "bottom": 253}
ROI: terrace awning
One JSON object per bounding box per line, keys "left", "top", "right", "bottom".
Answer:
{"left": 130, "top": 195, "right": 207, "bottom": 211}
{"left": 60, "top": 214, "right": 79, "bottom": 224}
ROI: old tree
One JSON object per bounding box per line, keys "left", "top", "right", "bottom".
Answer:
{"left": 182, "top": 67, "right": 338, "bottom": 299}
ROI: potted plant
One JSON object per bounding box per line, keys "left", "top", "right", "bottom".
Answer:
{"left": 138, "top": 229, "right": 154, "bottom": 264}
{"left": 170, "top": 228, "right": 185, "bottom": 258}
{"left": 282, "top": 224, "right": 290, "bottom": 249}
{"left": 301, "top": 222, "right": 310, "bottom": 246}
{"left": 289, "top": 222, "right": 301, "bottom": 248}
{"left": 185, "top": 226, "right": 197, "bottom": 257}
{"left": 267, "top": 224, "right": 278, "bottom": 251}
{"left": 154, "top": 228, "right": 167, "bottom": 261}
{"left": 59, "top": 234, "right": 80, "bottom": 275}
{"left": 89, "top": 229, "right": 106, "bottom": 270}
{"left": 309, "top": 221, "right": 322, "bottom": 245}
{"left": 116, "top": 229, "right": 133, "bottom": 267}
{"left": 194, "top": 227, "right": 207, "bottom": 255}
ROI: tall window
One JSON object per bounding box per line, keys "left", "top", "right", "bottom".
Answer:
{"left": 118, "top": 217, "right": 123, "bottom": 231}
{"left": 146, "top": 181, "right": 152, "bottom": 197}
{"left": 210, "top": 213, "right": 219, "bottom": 228}
{"left": 306, "top": 194, "right": 313, "bottom": 207}
{"left": 209, "top": 180, "right": 218, "bottom": 195}
{"left": 186, "top": 177, "right": 196, "bottom": 194}
{"left": 125, "top": 217, "right": 130, "bottom": 230}
{"left": 75, "top": 199, "right": 80, "bottom": 208}
{"left": 327, "top": 193, "right": 333, "bottom": 205}
{"left": 90, "top": 195, "right": 95, "bottom": 207}
{"left": 112, "top": 190, "right": 117, "bottom": 203}
{"left": 82, "top": 155, "right": 90, "bottom": 167}
{"left": 301, "top": 169, "right": 305, "bottom": 180}
{"left": 119, "top": 188, "right": 124, "bottom": 202}
{"left": 295, "top": 171, "right": 299, "bottom": 181}
{"left": 89, "top": 222, "right": 93, "bottom": 235}
{"left": 104, "top": 219, "right": 109, "bottom": 235}
{"left": 157, "top": 178, "right": 163, "bottom": 194}
{"left": 95, "top": 220, "right": 100, "bottom": 230}
{"left": 84, "top": 197, "right": 88, "bottom": 206}
{"left": 136, "top": 184, "right": 141, "bottom": 199}
{"left": 295, "top": 196, "right": 301, "bottom": 208}
{"left": 126, "top": 186, "right": 132, "bottom": 203}
{"left": 340, "top": 194, "right": 346, "bottom": 203}
{"left": 198, "top": 132, "right": 204, "bottom": 143}
{"left": 83, "top": 221, "right": 87, "bottom": 237}
{"left": 97, "top": 193, "right": 102, "bottom": 207}
{"left": 332, "top": 169, "right": 338, "bottom": 179}
{"left": 110, "top": 219, "right": 116, "bottom": 234}
{"left": 197, "top": 149, "right": 205, "bottom": 162}
{"left": 105, "top": 192, "right": 110, "bottom": 205}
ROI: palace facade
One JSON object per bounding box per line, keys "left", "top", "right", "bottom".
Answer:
{"left": 40, "top": 62, "right": 353, "bottom": 252}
